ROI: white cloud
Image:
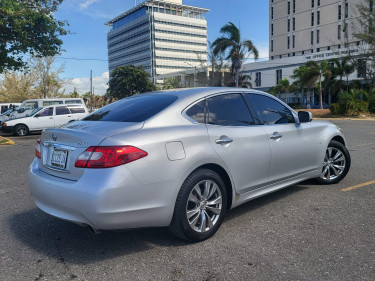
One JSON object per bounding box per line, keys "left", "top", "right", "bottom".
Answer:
{"left": 80, "top": 0, "right": 102, "bottom": 10}
{"left": 63, "top": 72, "right": 109, "bottom": 96}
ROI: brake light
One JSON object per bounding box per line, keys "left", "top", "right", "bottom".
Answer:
{"left": 35, "top": 139, "right": 41, "bottom": 159}
{"left": 75, "top": 146, "right": 148, "bottom": 168}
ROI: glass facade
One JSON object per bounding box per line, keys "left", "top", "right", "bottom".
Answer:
{"left": 113, "top": 7, "right": 147, "bottom": 30}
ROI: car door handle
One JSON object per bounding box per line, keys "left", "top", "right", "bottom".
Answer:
{"left": 49, "top": 117, "right": 53, "bottom": 119}
{"left": 215, "top": 138, "right": 233, "bottom": 145}
{"left": 68, "top": 116, "right": 71, "bottom": 117}
{"left": 270, "top": 132, "right": 283, "bottom": 140}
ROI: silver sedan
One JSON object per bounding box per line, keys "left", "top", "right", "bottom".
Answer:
{"left": 28, "top": 88, "right": 351, "bottom": 241}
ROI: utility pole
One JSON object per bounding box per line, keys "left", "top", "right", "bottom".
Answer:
{"left": 90, "top": 70, "right": 93, "bottom": 112}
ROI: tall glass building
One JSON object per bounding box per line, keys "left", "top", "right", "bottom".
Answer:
{"left": 105, "top": 0, "right": 209, "bottom": 81}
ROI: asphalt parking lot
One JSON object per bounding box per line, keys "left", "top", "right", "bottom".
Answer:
{"left": 0, "top": 120, "right": 374, "bottom": 281}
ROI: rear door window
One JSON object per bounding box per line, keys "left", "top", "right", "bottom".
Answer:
{"left": 83, "top": 94, "right": 178, "bottom": 122}
{"left": 245, "top": 94, "right": 295, "bottom": 124}
{"left": 206, "top": 94, "right": 254, "bottom": 126}
{"left": 56, "top": 106, "right": 70, "bottom": 115}
{"left": 69, "top": 107, "right": 85, "bottom": 113}
{"left": 43, "top": 101, "right": 63, "bottom": 106}
{"left": 65, "top": 100, "right": 82, "bottom": 104}
{"left": 38, "top": 107, "right": 54, "bottom": 117}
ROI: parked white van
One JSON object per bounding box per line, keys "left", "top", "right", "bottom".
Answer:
{"left": 2, "top": 104, "right": 88, "bottom": 136}
{"left": 9, "top": 98, "right": 86, "bottom": 119}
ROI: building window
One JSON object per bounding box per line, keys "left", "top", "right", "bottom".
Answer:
{"left": 302, "top": 51, "right": 305, "bottom": 55}
{"left": 338, "top": 24, "right": 341, "bottom": 39}
{"left": 288, "top": 18, "right": 290, "bottom": 32}
{"left": 338, "top": 44, "right": 341, "bottom": 49}
{"left": 271, "top": 23, "right": 274, "bottom": 36}
{"left": 288, "top": 53, "right": 291, "bottom": 57}
{"left": 312, "top": 0, "right": 314, "bottom": 8}
{"left": 338, "top": 3, "right": 342, "bottom": 20}
{"left": 357, "top": 41, "right": 361, "bottom": 46}
{"left": 271, "top": 6, "right": 274, "bottom": 19}
{"left": 271, "top": 39, "right": 274, "bottom": 52}
{"left": 311, "top": 11, "right": 314, "bottom": 26}
{"left": 293, "top": 34, "right": 295, "bottom": 48}
{"left": 317, "top": 10, "right": 320, "bottom": 25}
{"left": 345, "top": 2, "right": 349, "bottom": 18}
{"left": 317, "top": 29, "right": 320, "bottom": 44}
{"left": 311, "top": 49, "right": 314, "bottom": 53}
{"left": 293, "top": 17, "right": 296, "bottom": 31}
{"left": 293, "top": 0, "right": 296, "bottom": 13}
{"left": 293, "top": 52, "right": 296, "bottom": 56}
{"left": 317, "top": 48, "right": 320, "bottom": 52}
{"left": 276, "top": 69, "right": 282, "bottom": 85}
{"left": 371, "top": 1, "right": 374, "bottom": 12}
{"left": 288, "top": 35, "right": 290, "bottom": 49}
{"left": 327, "top": 46, "right": 331, "bottom": 50}
{"left": 288, "top": 0, "right": 290, "bottom": 15}
{"left": 271, "top": 56, "right": 274, "bottom": 60}
{"left": 255, "top": 72, "right": 262, "bottom": 87}
{"left": 318, "top": 0, "right": 320, "bottom": 6}
{"left": 311, "top": 30, "right": 314, "bottom": 45}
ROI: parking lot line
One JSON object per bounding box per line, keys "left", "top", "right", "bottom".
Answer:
{"left": 341, "top": 180, "right": 375, "bottom": 192}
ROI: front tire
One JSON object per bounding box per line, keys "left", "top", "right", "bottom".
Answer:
{"left": 315, "top": 140, "right": 351, "bottom": 184}
{"left": 14, "top": 124, "right": 29, "bottom": 136}
{"left": 169, "top": 169, "right": 227, "bottom": 242}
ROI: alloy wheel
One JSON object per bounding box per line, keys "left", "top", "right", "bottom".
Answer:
{"left": 320, "top": 147, "right": 346, "bottom": 181}
{"left": 186, "top": 180, "right": 222, "bottom": 233}
{"left": 16, "top": 126, "right": 27, "bottom": 136}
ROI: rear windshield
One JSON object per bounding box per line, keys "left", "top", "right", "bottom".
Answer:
{"left": 82, "top": 94, "right": 178, "bottom": 122}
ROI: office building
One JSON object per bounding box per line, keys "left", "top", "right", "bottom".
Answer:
{"left": 105, "top": 0, "right": 209, "bottom": 81}
{"left": 270, "top": 0, "right": 363, "bottom": 60}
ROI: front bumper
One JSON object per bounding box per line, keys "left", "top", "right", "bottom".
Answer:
{"left": 1, "top": 125, "right": 14, "bottom": 133}
{"left": 28, "top": 158, "right": 176, "bottom": 230}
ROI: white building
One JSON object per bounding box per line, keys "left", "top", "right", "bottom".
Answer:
{"left": 105, "top": 0, "right": 209, "bottom": 81}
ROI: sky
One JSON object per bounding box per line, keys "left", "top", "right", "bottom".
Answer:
{"left": 55, "top": 0, "right": 269, "bottom": 95}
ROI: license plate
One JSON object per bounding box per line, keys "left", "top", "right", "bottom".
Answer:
{"left": 51, "top": 149, "right": 68, "bottom": 169}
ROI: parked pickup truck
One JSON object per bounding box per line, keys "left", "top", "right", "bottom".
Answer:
{"left": 1, "top": 104, "right": 88, "bottom": 136}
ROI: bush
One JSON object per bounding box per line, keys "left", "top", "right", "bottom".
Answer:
{"left": 338, "top": 90, "right": 369, "bottom": 115}
{"left": 369, "top": 96, "right": 375, "bottom": 114}
{"left": 329, "top": 103, "right": 341, "bottom": 115}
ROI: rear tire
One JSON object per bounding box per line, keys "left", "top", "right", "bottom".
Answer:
{"left": 169, "top": 169, "right": 227, "bottom": 242}
{"left": 14, "top": 124, "right": 29, "bottom": 136}
{"left": 315, "top": 140, "right": 351, "bottom": 184}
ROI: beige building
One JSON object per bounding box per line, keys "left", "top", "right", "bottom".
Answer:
{"left": 270, "top": 0, "right": 364, "bottom": 60}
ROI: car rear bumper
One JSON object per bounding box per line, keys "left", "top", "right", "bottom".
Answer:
{"left": 28, "top": 158, "right": 177, "bottom": 230}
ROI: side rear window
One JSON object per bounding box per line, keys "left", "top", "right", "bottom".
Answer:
{"left": 186, "top": 100, "right": 205, "bottom": 123}
{"left": 207, "top": 94, "right": 254, "bottom": 126}
{"left": 83, "top": 95, "right": 178, "bottom": 122}
{"left": 69, "top": 107, "right": 85, "bottom": 113}
{"left": 43, "top": 101, "right": 63, "bottom": 106}
{"left": 56, "top": 106, "right": 70, "bottom": 115}
{"left": 65, "top": 100, "right": 82, "bottom": 104}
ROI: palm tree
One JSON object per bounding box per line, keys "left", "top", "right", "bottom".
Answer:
{"left": 292, "top": 65, "right": 314, "bottom": 108}
{"left": 212, "top": 22, "right": 259, "bottom": 88}
{"left": 163, "top": 76, "right": 182, "bottom": 89}
{"left": 329, "top": 57, "right": 355, "bottom": 92}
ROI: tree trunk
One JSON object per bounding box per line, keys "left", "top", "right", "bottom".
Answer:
{"left": 306, "top": 89, "right": 311, "bottom": 109}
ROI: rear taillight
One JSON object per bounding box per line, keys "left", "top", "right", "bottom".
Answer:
{"left": 75, "top": 146, "right": 148, "bottom": 168}
{"left": 35, "top": 139, "right": 41, "bottom": 159}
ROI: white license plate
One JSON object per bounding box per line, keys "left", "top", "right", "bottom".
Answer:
{"left": 51, "top": 149, "right": 68, "bottom": 169}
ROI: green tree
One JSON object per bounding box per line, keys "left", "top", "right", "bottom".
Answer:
{"left": 212, "top": 22, "right": 259, "bottom": 88}
{"left": 0, "top": 0, "right": 68, "bottom": 72}
{"left": 338, "top": 89, "right": 369, "bottom": 115}
{"left": 329, "top": 57, "right": 355, "bottom": 92}
{"left": 107, "top": 65, "right": 156, "bottom": 99}
{"left": 0, "top": 70, "right": 38, "bottom": 102}
{"left": 291, "top": 65, "right": 314, "bottom": 108}
{"left": 163, "top": 76, "right": 182, "bottom": 89}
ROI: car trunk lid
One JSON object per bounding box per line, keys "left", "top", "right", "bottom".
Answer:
{"left": 38, "top": 121, "right": 144, "bottom": 181}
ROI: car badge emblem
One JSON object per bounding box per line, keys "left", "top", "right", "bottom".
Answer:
{"left": 52, "top": 133, "right": 57, "bottom": 141}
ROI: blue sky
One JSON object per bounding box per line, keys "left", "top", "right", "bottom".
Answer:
{"left": 56, "top": 0, "right": 269, "bottom": 94}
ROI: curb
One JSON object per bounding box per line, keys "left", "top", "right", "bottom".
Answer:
{"left": 0, "top": 136, "right": 15, "bottom": 145}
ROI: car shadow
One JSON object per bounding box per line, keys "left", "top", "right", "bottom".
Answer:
{"left": 8, "top": 184, "right": 307, "bottom": 264}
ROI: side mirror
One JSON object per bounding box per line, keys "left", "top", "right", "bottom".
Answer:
{"left": 298, "top": 111, "right": 313, "bottom": 123}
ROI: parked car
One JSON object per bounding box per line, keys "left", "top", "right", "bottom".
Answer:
{"left": 2, "top": 104, "right": 88, "bottom": 136}
{"left": 0, "top": 108, "right": 16, "bottom": 125}
{"left": 311, "top": 102, "right": 329, "bottom": 109}
{"left": 28, "top": 88, "right": 351, "bottom": 241}
{"left": 9, "top": 98, "right": 86, "bottom": 119}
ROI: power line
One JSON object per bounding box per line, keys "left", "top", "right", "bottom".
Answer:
{"left": 55, "top": 56, "right": 108, "bottom": 62}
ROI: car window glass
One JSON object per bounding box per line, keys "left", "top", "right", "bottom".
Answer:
{"left": 38, "top": 107, "right": 54, "bottom": 117}
{"left": 43, "top": 101, "right": 63, "bottom": 106}
{"left": 69, "top": 107, "right": 85, "bottom": 113}
{"left": 23, "top": 101, "right": 38, "bottom": 109}
{"left": 65, "top": 100, "right": 82, "bottom": 104}
{"left": 56, "top": 106, "right": 70, "bottom": 115}
{"left": 207, "top": 94, "right": 254, "bottom": 126}
{"left": 246, "top": 94, "right": 295, "bottom": 124}
{"left": 83, "top": 94, "right": 178, "bottom": 122}
{"left": 186, "top": 100, "right": 205, "bottom": 123}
